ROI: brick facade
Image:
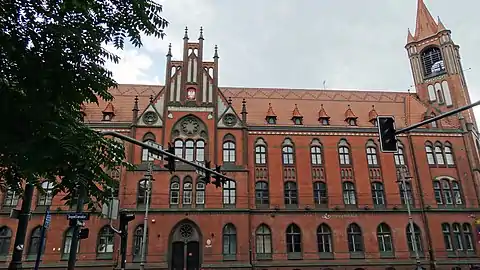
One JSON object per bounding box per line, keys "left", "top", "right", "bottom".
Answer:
{"left": 1, "top": 1, "right": 480, "bottom": 270}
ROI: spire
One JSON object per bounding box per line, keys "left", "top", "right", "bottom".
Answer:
{"left": 228, "top": 97, "right": 232, "bottom": 105}
{"left": 414, "top": 0, "right": 438, "bottom": 40}
{"left": 149, "top": 95, "right": 154, "bottom": 104}
{"left": 214, "top": 45, "right": 219, "bottom": 59}
{"left": 199, "top": 26, "right": 204, "bottom": 40}
{"left": 368, "top": 105, "right": 378, "bottom": 122}
{"left": 167, "top": 43, "right": 172, "bottom": 57}
{"left": 406, "top": 28, "right": 415, "bottom": 44}
{"left": 241, "top": 98, "right": 247, "bottom": 122}
{"left": 184, "top": 26, "right": 189, "bottom": 40}
{"left": 133, "top": 96, "right": 139, "bottom": 112}
{"left": 437, "top": 16, "right": 447, "bottom": 32}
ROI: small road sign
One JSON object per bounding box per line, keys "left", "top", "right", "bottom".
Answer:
{"left": 44, "top": 210, "right": 51, "bottom": 229}
{"left": 66, "top": 212, "right": 90, "bottom": 221}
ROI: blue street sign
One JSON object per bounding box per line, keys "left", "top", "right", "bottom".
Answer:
{"left": 67, "top": 212, "right": 90, "bottom": 221}
{"left": 44, "top": 210, "right": 51, "bottom": 229}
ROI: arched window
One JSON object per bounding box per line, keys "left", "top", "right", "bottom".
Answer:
{"left": 434, "top": 143, "right": 445, "bottom": 165}
{"left": 399, "top": 181, "right": 414, "bottom": 206}
{"left": 317, "top": 224, "right": 332, "bottom": 253}
{"left": 338, "top": 139, "right": 351, "bottom": 165}
{"left": 452, "top": 223, "right": 464, "bottom": 251}
{"left": 3, "top": 187, "right": 18, "bottom": 207}
{"left": 141, "top": 133, "right": 160, "bottom": 161}
{"left": 394, "top": 143, "right": 406, "bottom": 166}
{"left": 195, "top": 140, "right": 205, "bottom": 162}
{"left": 366, "top": 141, "right": 378, "bottom": 166}
{"left": 282, "top": 139, "right": 295, "bottom": 165}
{"left": 27, "top": 227, "right": 43, "bottom": 256}
{"left": 255, "top": 139, "right": 267, "bottom": 165}
{"left": 462, "top": 223, "right": 474, "bottom": 252}
{"left": 425, "top": 143, "right": 435, "bottom": 165}
{"left": 0, "top": 227, "right": 12, "bottom": 256}
{"left": 286, "top": 224, "right": 302, "bottom": 254}
{"left": 371, "top": 182, "right": 385, "bottom": 206}
{"left": 195, "top": 181, "right": 205, "bottom": 205}
{"left": 377, "top": 223, "right": 393, "bottom": 253}
{"left": 223, "top": 141, "right": 236, "bottom": 163}
{"left": 133, "top": 225, "right": 147, "bottom": 262}
{"left": 169, "top": 177, "right": 180, "bottom": 205}
{"left": 313, "top": 182, "right": 327, "bottom": 205}
{"left": 433, "top": 179, "right": 463, "bottom": 206}
{"left": 444, "top": 143, "right": 455, "bottom": 165}
{"left": 430, "top": 113, "right": 438, "bottom": 128}
{"left": 406, "top": 223, "right": 423, "bottom": 253}
{"left": 310, "top": 139, "right": 322, "bottom": 165}
{"left": 38, "top": 181, "right": 55, "bottom": 206}
{"left": 62, "top": 227, "right": 80, "bottom": 259}
{"left": 174, "top": 139, "right": 184, "bottom": 158}
{"left": 421, "top": 47, "right": 445, "bottom": 76}
{"left": 182, "top": 177, "right": 193, "bottom": 205}
{"left": 255, "top": 181, "right": 269, "bottom": 206}
{"left": 347, "top": 223, "right": 363, "bottom": 253}
{"left": 97, "top": 226, "right": 115, "bottom": 256}
{"left": 442, "top": 223, "right": 453, "bottom": 251}
{"left": 255, "top": 225, "right": 272, "bottom": 257}
{"left": 223, "top": 180, "right": 236, "bottom": 206}
{"left": 137, "top": 179, "right": 151, "bottom": 207}
{"left": 185, "top": 140, "right": 195, "bottom": 161}
{"left": 223, "top": 224, "right": 237, "bottom": 257}
{"left": 284, "top": 181, "right": 298, "bottom": 205}
{"left": 343, "top": 181, "right": 356, "bottom": 205}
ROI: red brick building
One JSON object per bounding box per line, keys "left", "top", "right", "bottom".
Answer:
{"left": 1, "top": 1, "right": 480, "bottom": 269}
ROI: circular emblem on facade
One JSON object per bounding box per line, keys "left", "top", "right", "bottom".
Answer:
{"left": 181, "top": 117, "right": 200, "bottom": 136}
{"left": 223, "top": 113, "right": 237, "bottom": 127}
{"left": 143, "top": 111, "right": 158, "bottom": 125}
{"left": 179, "top": 224, "right": 193, "bottom": 240}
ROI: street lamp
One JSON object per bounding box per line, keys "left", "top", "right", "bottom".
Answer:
{"left": 139, "top": 161, "right": 153, "bottom": 270}
{"left": 396, "top": 166, "right": 422, "bottom": 268}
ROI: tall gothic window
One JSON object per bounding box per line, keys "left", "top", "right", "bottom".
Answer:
{"left": 255, "top": 139, "right": 267, "bottom": 164}
{"left": 222, "top": 224, "right": 237, "bottom": 258}
{"left": 433, "top": 179, "right": 463, "bottom": 206}
{"left": 141, "top": 133, "right": 160, "bottom": 161}
{"left": 195, "top": 181, "right": 205, "bottom": 205}
{"left": 282, "top": 139, "right": 295, "bottom": 165}
{"left": 223, "top": 134, "right": 236, "bottom": 163}
{"left": 284, "top": 181, "right": 298, "bottom": 205}
{"left": 399, "top": 181, "right": 414, "bottom": 206}
{"left": 62, "top": 227, "right": 80, "bottom": 259}
{"left": 27, "top": 227, "right": 43, "bottom": 257}
{"left": 347, "top": 223, "right": 363, "bottom": 253}
{"left": 313, "top": 181, "right": 328, "bottom": 205}
{"left": 394, "top": 143, "right": 406, "bottom": 166}
{"left": 406, "top": 223, "right": 423, "bottom": 253}
{"left": 97, "top": 226, "right": 115, "bottom": 257}
{"left": 338, "top": 139, "right": 351, "bottom": 165}
{"left": 182, "top": 177, "right": 193, "bottom": 205}
{"left": 377, "top": 223, "right": 393, "bottom": 253}
{"left": 0, "top": 227, "right": 12, "bottom": 257}
{"left": 286, "top": 224, "right": 302, "bottom": 254}
{"left": 310, "top": 139, "right": 323, "bottom": 165}
{"left": 317, "top": 224, "right": 332, "bottom": 253}
{"left": 3, "top": 187, "right": 18, "bottom": 207}
{"left": 366, "top": 140, "right": 378, "bottom": 166}
{"left": 371, "top": 182, "right": 385, "bottom": 206}
{"left": 137, "top": 179, "right": 151, "bottom": 207}
{"left": 133, "top": 225, "right": 147, "bottom": 262}
{"left": 343, "top": 181, "right": 356, "bottom": 205}
{"left": 169, "top": 177, "right": 180, "bottom": 205}
{"left": 255, "top": 225, "right": 272, "bottom": 258}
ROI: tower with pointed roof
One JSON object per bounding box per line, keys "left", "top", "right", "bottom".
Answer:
{"left": 406, "top": 0, "right": 476, "bottom": 126}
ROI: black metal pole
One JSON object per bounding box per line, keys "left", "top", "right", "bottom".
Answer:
{"left": 396, "top": 100, "right": 480, "bottom": 134}
{"left": 67, "top": 184, "right": 86, "bottom": 270}
{"left": 8, "top": 182, "right": 35, "bottom": 270}
{"left": 120, "top": 227, "right": 127, "bottom": 270}
{"left": 33, "top": 205, "right": 50, "bottom": 270}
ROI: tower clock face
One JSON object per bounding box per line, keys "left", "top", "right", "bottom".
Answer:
{"left": 187, "top": 88, "right": 196, "bottom": 100}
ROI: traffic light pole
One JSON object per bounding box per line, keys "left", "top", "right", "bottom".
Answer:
{"left": 100, "top": 131, "right": 233, "bottom": 181}
{"left": 395, "top": 100, "right": 480, "bottom": 135}
{"left": 67, "top": 184, "right": 86, "bottom": 270}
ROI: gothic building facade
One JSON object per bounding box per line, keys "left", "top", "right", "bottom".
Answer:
{"left": 1, "top": 1, "right": 480, "bottom": 270}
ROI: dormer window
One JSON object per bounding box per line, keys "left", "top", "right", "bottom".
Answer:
{"left": 265, "top": 103, "right": 277, "bottom": 125}
{"left": 368, "top": 105, "right": 378, "bottom": 127}
{"left": 102, "top": 102, "right": 115, "bottom": 121}
{"left": 321, "top": 118, "right": 330, "bottom": 126}
{"left": 318, "top": 104, "right": 330, "bottom": 126}
{"left": 344, "top": 105, "right": 357, "bottom": 127}
{"left": 348, "top": 118, "right": 357, "bottom": 126}
{"left": 371, "top": 119, "right": 378, "bottom": 127}
{"left": 291, "top": 104, "right": 303, "bottom": 125}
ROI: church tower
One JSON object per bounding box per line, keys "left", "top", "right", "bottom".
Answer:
{"left": 405, "top": 0, "right": 476, "bottom": 126}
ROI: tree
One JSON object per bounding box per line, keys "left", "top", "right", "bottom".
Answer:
{"left": 0, "top": 0, "right": 168, "bottom": 208}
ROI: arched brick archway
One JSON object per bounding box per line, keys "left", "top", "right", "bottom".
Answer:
{"left": 168, "top": 219, "right": 203, "bottom": 270}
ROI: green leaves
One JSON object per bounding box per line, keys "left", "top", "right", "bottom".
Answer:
{"left": 0, "top": 0, "right": 168, "bottom": 207}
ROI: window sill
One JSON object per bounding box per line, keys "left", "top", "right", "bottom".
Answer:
{"left": 380, "top": 251, "right": 395, "bottom": 258}
{"left": 96, "top": 253, "right": 113, "bottom": 260}
{"left": 223, "top": 204, "right": 236, "bottom": 209}
{"left": 287, "top": 252, "right": 302, "bottom": 260}
{"left": 349, "top": 252, "right": 365, "bottom": 259}
{"left": 255, "top": 204, "right": 269, "bottom": 209}
{"left": 223, "top": 254, "right": 237, "bottom": 261}
{"left": 318, "top": 252, "right": 334, "bottom": 259}
{"left": 255, "top": 253, "right": 272, "bottom": 260}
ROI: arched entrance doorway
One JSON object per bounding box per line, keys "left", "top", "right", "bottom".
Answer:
{"left": 169, "top": 220, "right": 202, "bottom": 270}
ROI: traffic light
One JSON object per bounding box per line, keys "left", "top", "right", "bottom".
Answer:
{"left": 119, "top": 211, "right": 135, "bottom": 232}
{"left": 203, "top": 161, "right": 211, "bottom": 184}
{"left": 211, "top": 165, "right": 225, "bottom": 188}
{"left": 164, "top": 142, "right": 176, "bottom": 173}
{"left": 79, "top": 228, "right": 89, "bottom": 240}
{"left": 377, "top": 116, "right": 398, "bottom": 153}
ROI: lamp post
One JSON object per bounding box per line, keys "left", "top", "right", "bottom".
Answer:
{"left": 139, "top": 162, "right": 153, "bottom": 270}
{"left": 397, "top": 166, "right": 422, "bottom": 269}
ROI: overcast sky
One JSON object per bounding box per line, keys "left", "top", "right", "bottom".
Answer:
{"left": 105, "top": 0, "right": 480, "bottom": 124}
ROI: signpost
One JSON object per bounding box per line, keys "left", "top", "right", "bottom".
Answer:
{"left": 33, "top": 207, "right": 51, "bottom": 270}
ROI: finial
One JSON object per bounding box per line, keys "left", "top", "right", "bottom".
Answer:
{"left": 294, "top": 104, "right": 298, "bottom": 108}
{"left": 134, "top": 95, "right": 139, "bottom": 103}
{"left": 241, "top": 98, "right": 247, "bottom": 114}
{"left": 228, "top": 97, "right": 232, "bottom": 105}
{"left": 320, "top": 103, "right": 324, "bottom": 108}
{"left": 199, "top": 26, "right": 204, "bottom": 40}
{"left": 268, "top": 102, "right": 272, "bottom": 107}
{"left": 372, "top": 105, "right": 375, "bottom": 109}
{"left": 348, "top": 104, "right": 351, "bottom": 108}
{"left": 167, "top": 43, "right": 172, "bottom": 57}
{"left": 214, "top": 45, "right": 219, "bottom": 58}
{"left": 150, "top": 95, "right": 154, "bottom": 103}
{"left": 133, "top": 95, "right": 139, "bottom": 111}
{"left": 184, "top": 26, "right": 189, "bottom": 39}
